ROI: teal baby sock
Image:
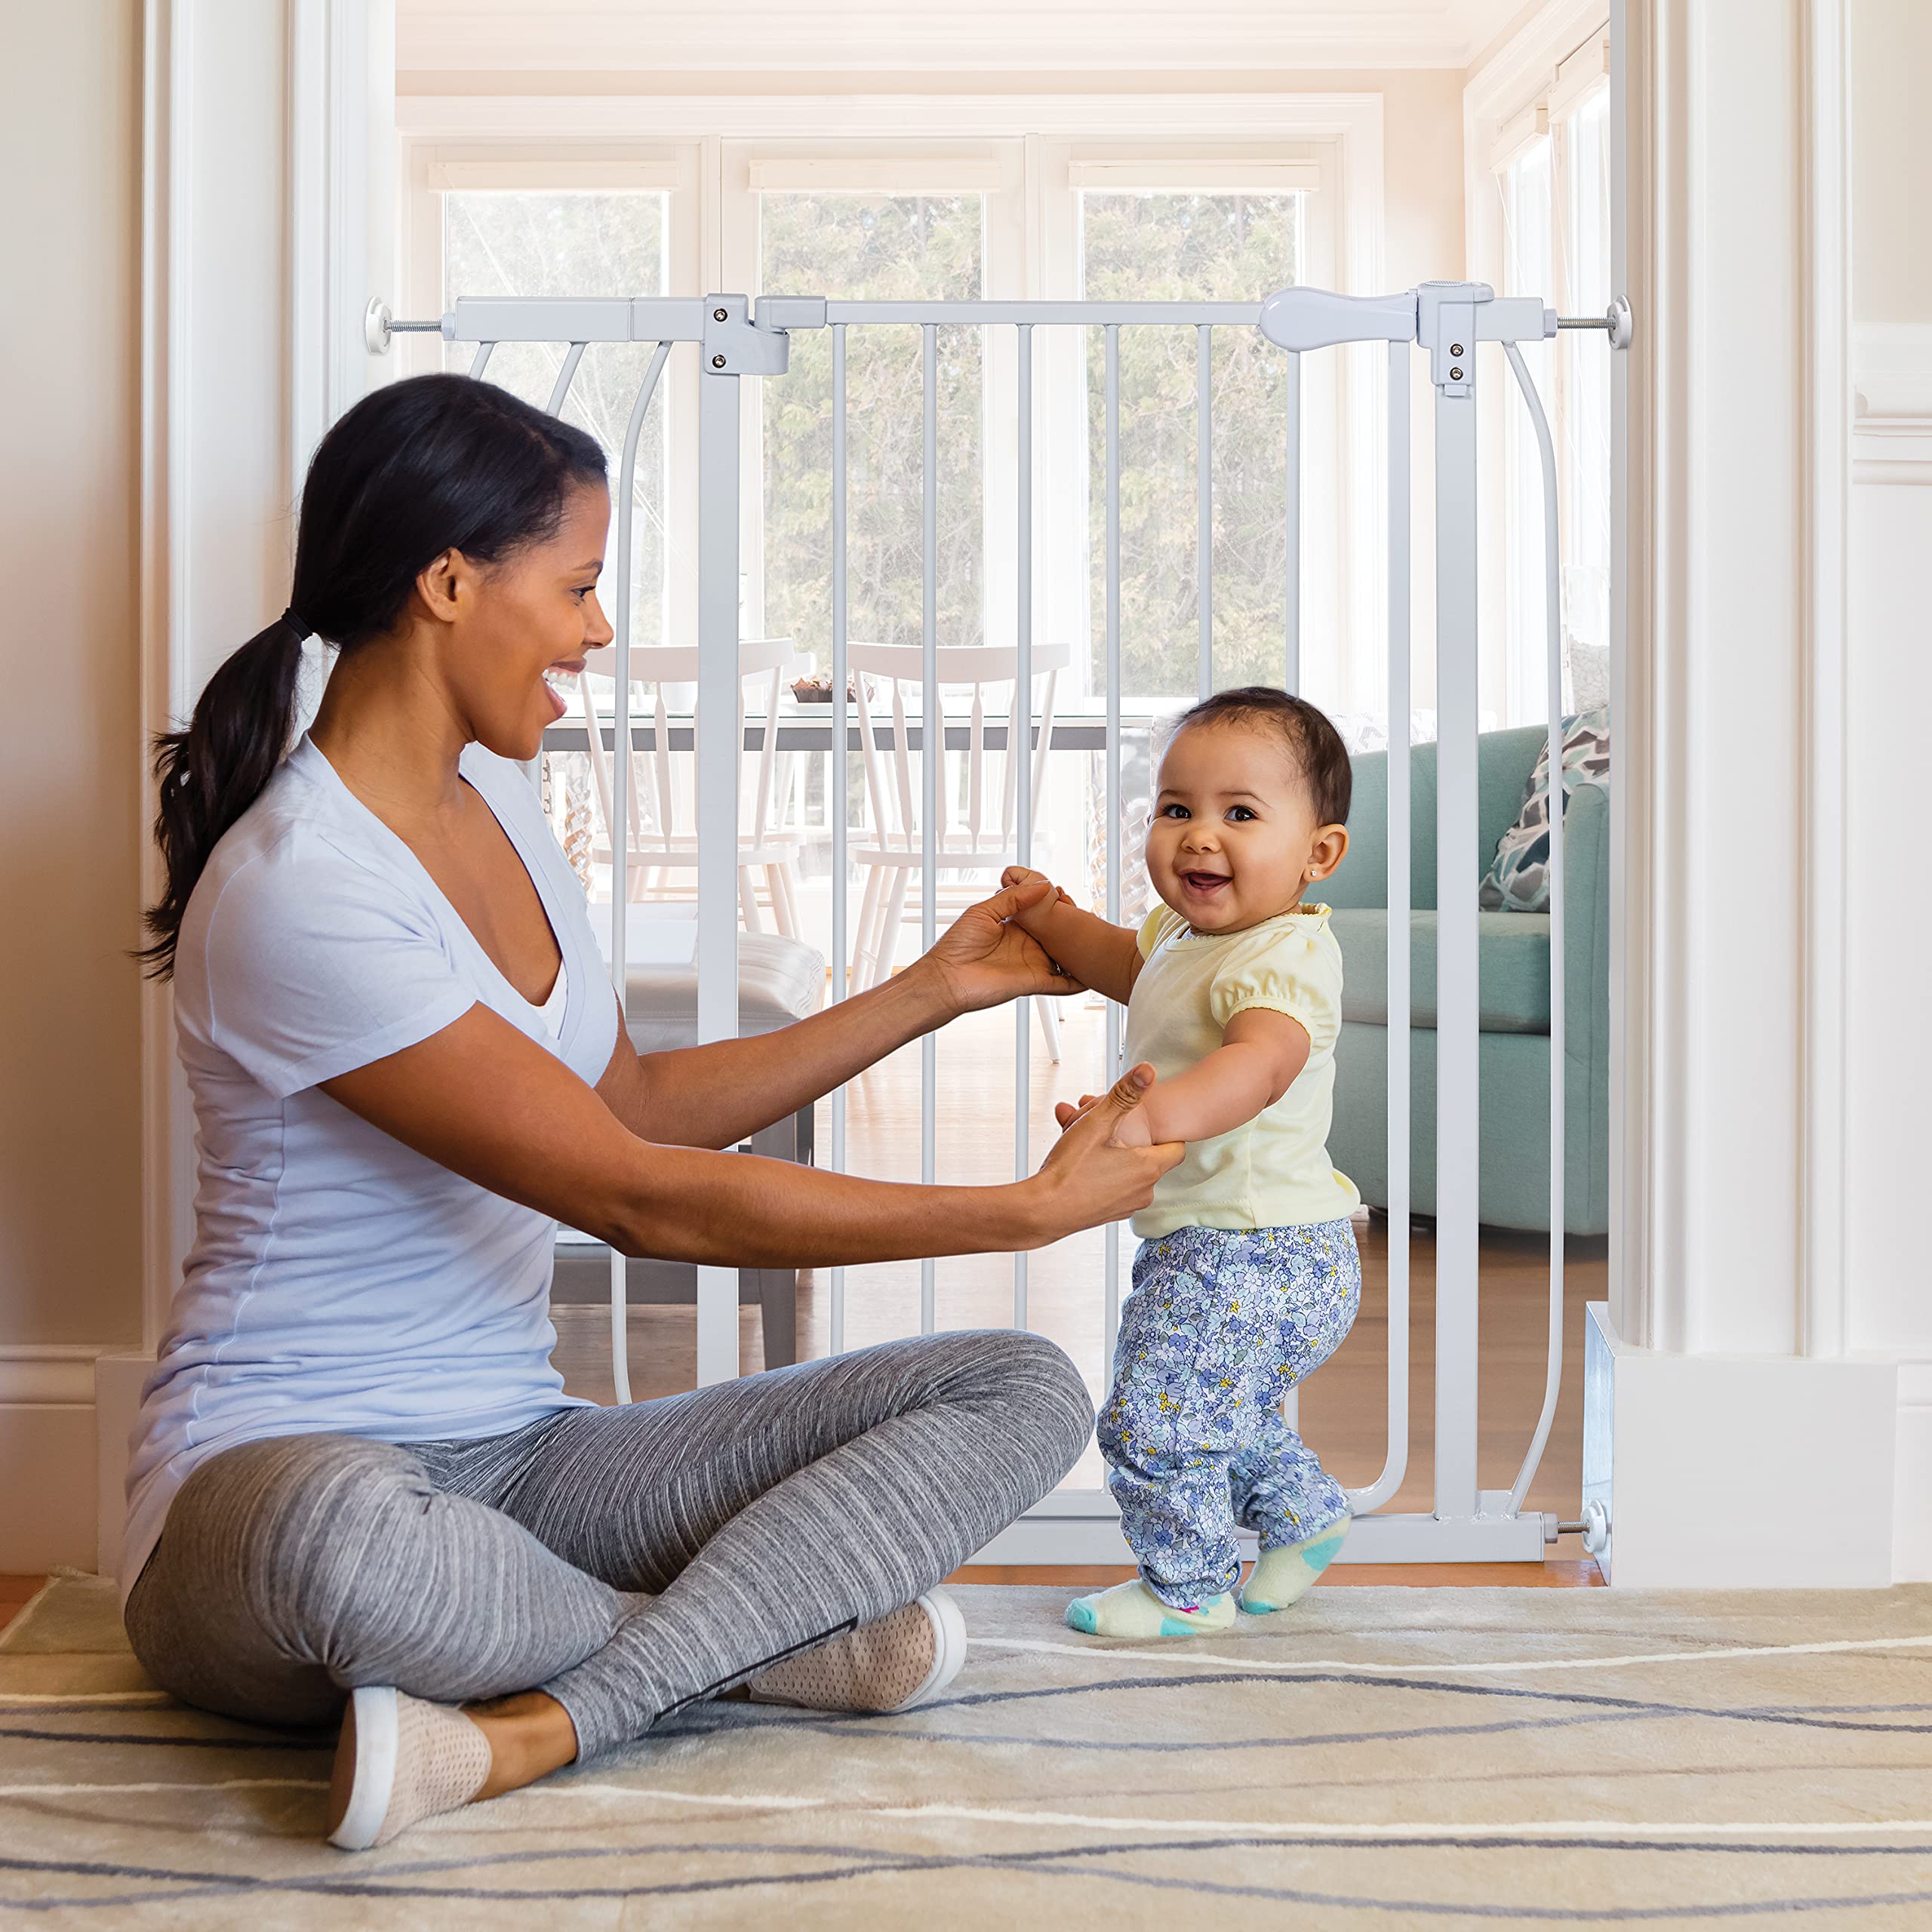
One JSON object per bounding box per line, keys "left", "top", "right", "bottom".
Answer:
{"left": 1066, "top": 1579, "right": 1238, "bottom": 1638}
{"left": 1240, "top": 1513, "right": 1350, "bottom": 1614}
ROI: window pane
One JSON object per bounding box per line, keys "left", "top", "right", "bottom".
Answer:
{"left": 759, "top": 193, "right": 985, "bottom": 654}
{"left": 1080, "top": 191, "right": 1301, "bottom": 709}
{"left": 443, "top": 191, "right": 669, "bottom": 651}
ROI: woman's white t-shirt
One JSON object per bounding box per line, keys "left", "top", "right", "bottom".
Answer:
{"left": 120, "top": 736, "right": 620, "bottom": 1601}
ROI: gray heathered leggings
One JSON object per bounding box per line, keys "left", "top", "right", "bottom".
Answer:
{"left": 123, "top": 1331, "right": 1092, "bottom": 1761}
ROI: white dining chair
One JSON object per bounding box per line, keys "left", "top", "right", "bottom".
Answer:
{"left": 574, "top": 637, "right": 807, "bottom": 935}
{"left": 847, "top": 640, "right": 1071, "bottom": 1062}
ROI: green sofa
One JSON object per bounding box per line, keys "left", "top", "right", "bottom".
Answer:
{"left": 1321, "top": 724, "right": 1610, "bottom": 1235}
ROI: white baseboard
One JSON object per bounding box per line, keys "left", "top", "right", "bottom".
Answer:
{"left": 0, "top": 1346, "right": 104, "bottom": 1572}
{"left": 1583, "top": 1304, "right": 1903, "bottom": 1586}
{"left": 1896, "top": 1361, "right": 1932, "bottom": 1583}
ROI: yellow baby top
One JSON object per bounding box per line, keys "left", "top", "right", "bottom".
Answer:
{"left": 1124, "top": 901, "right": 1361, "bottom": 1238}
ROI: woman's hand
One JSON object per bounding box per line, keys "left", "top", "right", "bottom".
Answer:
{"left": 1026, "top": 1063, "right": 1180, "bottom": 1242}
{"left": 920, "top": 880, "right": 1086, "bottom": 1017}
{"left": 1054, "top": 1086, "right": 1155, "bottom": 1149}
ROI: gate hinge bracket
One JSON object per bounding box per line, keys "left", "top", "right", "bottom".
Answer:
{"left": 1416, "top": 281, "right": 1489, "bottom": 398}
{"left": 703, "top": 294, "right": 821, "bottom": 377}
{"left": 1414, "top": 280, "right": 1561, "bottom": 395}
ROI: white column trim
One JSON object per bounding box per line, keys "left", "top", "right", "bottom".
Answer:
{"left": 1607, "top": 0, "right": 1659, "bottom": 1349}
{"left": 1617, "top": 0, "right": 1833, "bottom": 1357}
{"left": 138, "top": 0, "right": 196, "bottom": 1354}
{"left": 1800, "top": 0, "right": 1850, "bottom": 1358}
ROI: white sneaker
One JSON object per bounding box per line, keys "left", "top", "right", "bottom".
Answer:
{"left": 326, "top": 1684, "right": 493, "bottom": 1851}
{"left": 746, "top": 1590, "right": 968, "bottom": 1715}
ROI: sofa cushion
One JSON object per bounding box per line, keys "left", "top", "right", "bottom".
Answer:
{"left": 622, "top": 931, "right": 826, "bottom": 1055}
{"left": 1480, "top": 708, "right": 1612, "bottom": 912}
{"left": 1329, "top": 906, "right": 1550, "bottom": 1035}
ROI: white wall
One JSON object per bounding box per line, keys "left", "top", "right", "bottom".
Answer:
{"left": 1850, "top": 0, "right": 1932, "bottom": 326}
{"left": 0, "top": 5, "right": 146, "bottom": 1566}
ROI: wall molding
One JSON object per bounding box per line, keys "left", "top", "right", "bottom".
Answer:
{"left": 1852, "top": 326, "right": 1932, "bottom": 481}
{"left": 0, "top": 1345, "right": 105, "bottom": 1407}
{"left": 1854, "top": 322, "right": 1932, "bottom": 423}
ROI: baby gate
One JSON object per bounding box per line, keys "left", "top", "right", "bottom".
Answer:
{"left": 374, "top": 278, "right": 1608, "bottom": 1564}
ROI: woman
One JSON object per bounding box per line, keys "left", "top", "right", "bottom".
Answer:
{"left": 127, "top": 374, "right": 1176, "bottom": 1851}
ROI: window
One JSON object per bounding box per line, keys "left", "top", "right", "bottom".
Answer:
{"left": 440, "top": 185, "right": 672, "bottom": 654}
{"left": 1491, "top": 35, "right": 1614, "bottom": 722}
{"left": 1079, "top": 189, "right": 1303, "bottom": 708}
{"left": 758, "top": 191, "right": 988, "bottom": 654}
{"left": 405, "top": 115, "right": 1368, "bottom": 716}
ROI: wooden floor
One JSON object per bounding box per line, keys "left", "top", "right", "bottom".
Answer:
{"left": 552, "top": 997, "right": 1608, "bottom": 1562}
{"left": 0, "top": 1574, "right": 42, "bottom": 1637}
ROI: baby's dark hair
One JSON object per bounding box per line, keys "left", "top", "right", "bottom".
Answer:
{"left": 1163, "top": 686, "right": 1352, "bottom": 826}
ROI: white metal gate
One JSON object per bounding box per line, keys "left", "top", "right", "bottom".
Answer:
{"left": 374, "top": 278, "right": 1620, "bottom": 1562}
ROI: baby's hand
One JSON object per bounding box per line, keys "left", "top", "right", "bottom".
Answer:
{"left": 1054, "top": 1088, "right": 1155, "bottom": 1149}
{"left": 1000, "top": 866, "right": 1072, "bottom": 937}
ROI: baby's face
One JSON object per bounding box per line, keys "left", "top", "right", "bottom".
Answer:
{"left": 1145, "top": 721, "right": 1341, "bottom": 934}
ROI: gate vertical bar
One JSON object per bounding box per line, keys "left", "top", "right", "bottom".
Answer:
{"left": 1503, "top": 340, "right": 1567, "bottom": 1513}
{"left": 921, "top": 324, "right": 938, "bottom": 1336}
{"left": 604, "top": 340, "right": 673, "bottom": 1404}
{"left": 1284, "top": 349, "right": 1301, "bottom": 692}
{"left": 1196, "top": 325, "right": 1213, "bottom": 700}
{"left": 696, "top": 338, "right": 743, "bottom": 1387}
{"left": 1014, "top": 322, "right": 1034, "bottom": 1332}
{"left": 830, "top": 322, "right": 850, "bottom": 1356}
{"left": 1349, "top": 336, "right": 1413, "bottom": 1512}
{"left": 1433, "top": 312, "right": 1481, "bottom": 1519}
{"left": 1103, "top": 323, "right": 1123, "bottom": 1357}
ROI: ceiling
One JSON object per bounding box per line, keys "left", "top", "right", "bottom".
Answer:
{"left": 396, "top": 0, "right": 1548, "bottom": 80}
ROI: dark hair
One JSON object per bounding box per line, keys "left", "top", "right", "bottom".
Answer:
{"left": 140, "top": 374, "right": 606, "bottom": 977}
{"left": 1163, "top": 685, "right": 1352, "bottom": 827}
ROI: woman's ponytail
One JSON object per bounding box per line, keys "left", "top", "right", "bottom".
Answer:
{"left": 137, "top": 373, "right": 605, "bottom": 979}
{"left": 138, "top": 611, "right": 309, "bottom": 977}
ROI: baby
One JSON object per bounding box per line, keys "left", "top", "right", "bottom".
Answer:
{"left": 1004, "top": 686, "right": 1362, "bottom": 1638}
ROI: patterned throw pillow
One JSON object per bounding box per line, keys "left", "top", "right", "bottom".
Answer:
{"left": 1479, "top": 709, "right": 1610, "bottom": 912}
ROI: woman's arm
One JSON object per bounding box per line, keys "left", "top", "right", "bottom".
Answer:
{"left": 321, "top": 1002, "right": 1175, "bottom": 1268}
{"left": 998, "top": 867, "right": 1143, "bottom": 1005}
{"left": 1053, "top": 1009, "right": 1312, "bottom": 1149}
{"left": 596, "top": 879, "right": 1083, "bottom": 1149}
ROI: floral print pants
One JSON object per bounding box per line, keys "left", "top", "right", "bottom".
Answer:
{"left": 1098, "top": 1220, "right": 1362, "bottom": 1607}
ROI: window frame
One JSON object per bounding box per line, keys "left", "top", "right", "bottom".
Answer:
{"left": 396, "top": 93, "right": 1384, "bottom": 700}
{"left": 1467, "top": 22, "right": 1613, "bottom": 728}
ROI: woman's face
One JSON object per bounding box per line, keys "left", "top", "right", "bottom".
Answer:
{"left": 446, "top": 479, "right": 614, "bottom": 763}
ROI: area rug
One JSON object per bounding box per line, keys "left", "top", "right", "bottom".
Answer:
{"left": 3, "top": 1575, "right": 1930, "bottom": 1927}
